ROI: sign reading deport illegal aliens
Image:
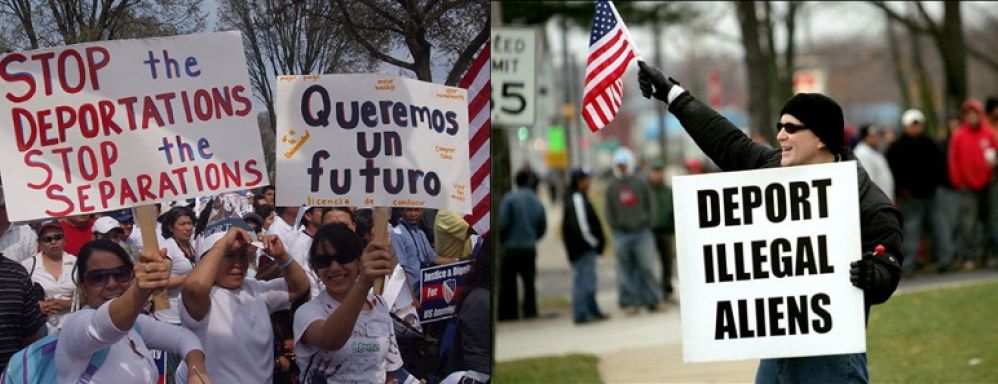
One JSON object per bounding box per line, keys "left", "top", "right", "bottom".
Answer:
{"left": 672, "top": 162, "right": 866, "bottom": 362}
{"left": 0, "top": 31, "right": 266, "bottom": 222}
{"left": 274, "top": 74, "right": 470, "bottom": 213}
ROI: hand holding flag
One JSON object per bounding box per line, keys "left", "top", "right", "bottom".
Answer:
{"left": 582, "top": 0, "right": 641, "bottom": 132}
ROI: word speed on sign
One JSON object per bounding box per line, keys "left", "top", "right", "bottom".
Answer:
{"left": 491, "top": 27, "right": 535, "bottom": 127}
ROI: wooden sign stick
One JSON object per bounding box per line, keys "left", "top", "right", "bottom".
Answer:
{"left": 134, "top": 204, "right": 170, "bottom": 310}
{"left": 372, "top": 207, "right": 390, "bottom": 295}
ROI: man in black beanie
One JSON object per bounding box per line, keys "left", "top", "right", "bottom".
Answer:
{"left": 638, "top": 61, "right": 902, "bottom": 383}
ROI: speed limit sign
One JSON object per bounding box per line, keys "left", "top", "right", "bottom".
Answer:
{"left": 491, "top": 27, "right": 536, "bottom": 127}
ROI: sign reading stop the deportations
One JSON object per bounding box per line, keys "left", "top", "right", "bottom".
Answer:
{"left": 0, "top": 31, "right": 266, "bottom": 222}
{"left": 274, "top": 74, "right": 470, "bottom": 213}
{"left": 672, "top": 162, "right": 866, "bottom": 362}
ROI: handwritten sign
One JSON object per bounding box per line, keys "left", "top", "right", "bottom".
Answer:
{"left": 274, "top": 74, "right": 470, "bottom": 213}
{"left": 0, "top": 31, "right": 266, "bottom": 221}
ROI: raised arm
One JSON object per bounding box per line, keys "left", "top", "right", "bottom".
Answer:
{"left": 181, "top": 228, "right": 248, "bottom": 322}
{"left": 300, "top": 242, "right": 394, "bottom": 351}
{"left": 109, "top": 248, "right": 171, "bottom": 330}
{"left": 638, "top": 61, "right": 778, "bottom": 171}
{"left": 261, "top": 234, "right": 310, "bottom": 302}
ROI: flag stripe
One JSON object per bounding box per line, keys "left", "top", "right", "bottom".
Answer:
{"left": 461, "top": 43, "right": 490, "bottom": 235}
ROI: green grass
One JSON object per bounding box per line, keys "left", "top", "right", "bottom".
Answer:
{"left": 495, "top": 354, "right": 601, "bottom": 384}
{"left": 868, "top": 281, "right": 998, "bottom": 382}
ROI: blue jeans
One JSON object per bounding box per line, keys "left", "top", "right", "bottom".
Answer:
{"left": 571, "top": 250, "right": 603, "bottom": 323}
{"left": 900, "top": 196, "right": 954, "bottom": 274}
{"left": 756, "top": 353, "right": 868, "bottom": 383}
{"left": 612, "top": 229, "right": 661, "bottom": 309}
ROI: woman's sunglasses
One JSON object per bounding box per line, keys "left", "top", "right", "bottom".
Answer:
{"left": 40, "top": 234, "right": 64, "bottom": 243}
{"left": 84, "top": 265, "right": 134, "bottom": 287}
{"left": 312, "top": 253, "right": 359, "bottom": 269}
{"left": 776, "top": 122, "right": 808, "bottom": 134}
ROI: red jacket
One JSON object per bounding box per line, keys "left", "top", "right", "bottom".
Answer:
{"left": 60, "top": 217, "right": 94, "bottom": 256}
{"left": 949, "top": 100, "right": 998, "bottom": 191}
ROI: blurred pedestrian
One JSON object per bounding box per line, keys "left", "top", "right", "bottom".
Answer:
{"left": 886, "top": 109, "right": 951, "bottom": 275}
{"left": 498, "top": 169, "right": 546, "bottom": 320}
{"left": 948, "top": 99, "right": 998, "bottom": 269}
{"left": 855, "top": 124, "right": 895, "bottom": 202}
{"left": 648, "top": 159, "right": 676, "bottom": 303}
{"left": 561, "top": 167, "right": 608, "bottom": 324}
{"left": 605, "top": 147, "right": 660, "bottom": 316}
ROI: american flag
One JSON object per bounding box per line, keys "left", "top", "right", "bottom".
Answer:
{"left": 583, "top": 0, "right": 640, "bottom": 132}
{"left": 459, "top": 43, "right": 490, "bottom": 236}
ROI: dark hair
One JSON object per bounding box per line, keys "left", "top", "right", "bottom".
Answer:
{"left": 456, "top": 235, "right": 491, "bottom": 313}
{"left": 308, "top": 224, "right": 363, "bottom": 273}
{"left": 353, "top": 209, "right": 373, "bottom": 242}
{"left": 75, "top": 240, "right": 133, "bottom": 286}
{"left": 254, "top": 204, "right": 275, "bottom": 220}
{"left": 161, "top": 206, "right": 196, "bottom": 239}
{"left": 514, "top": 169, "right": 532, "bottom": 187}
{"left": 323, "top": 207, "right": 354, "bottom": 224}
{"left": 986, "top": 97, "right": 998, "bottom": 114}
{"left": 275, "top": 206, "right": 291, "bottom": 216}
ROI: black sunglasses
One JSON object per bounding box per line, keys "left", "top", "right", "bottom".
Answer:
{"left": 40, "top": 234, "right": 65, "bottom": 243}
{"left": 84, "top": 265, "right": 133, "bottom": 287}
{"left": 312, "top": 252, "right": 359, "bottom": 269}
{"left": 776, "top": 122, "right": 808, "bottom": 134}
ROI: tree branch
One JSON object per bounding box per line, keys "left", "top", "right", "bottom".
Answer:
{"left": 868, "top": 1, "right": 929, "bottom": 34}
{"left": 913, "top": 1, "right": 939, "bottom": 35}
{"left": 331, "top": 0, "right": 413, "bottom": 70}
{"left": 356, "top": 0, "right": 403, "bottom": 27}
{"left": 968, "top": 45, "right": 998, "bottom": 73}
{"left": 444, "top": 24, "right": 487, "bottom": 86}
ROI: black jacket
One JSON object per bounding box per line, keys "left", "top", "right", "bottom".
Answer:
{"left": 885, "top": 134, "right": 946, "bottom": 199}
{"left": 668, "top": 92, "right": 904, "bottom": 312}
{"left": 561, "top": 191, "right": 607, "bottom": 262}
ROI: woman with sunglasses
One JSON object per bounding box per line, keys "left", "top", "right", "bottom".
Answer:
{"left": 178, "top": 220, "right": 310, "bottom": 383}
{"left": 293, "top": 223, "right": 403, "bottom": 383}
{"left": 22, "top": 221, "right": 76, "bottom": 335}
{"left": 55, "top": 240, "right": 211, "bottom": 383}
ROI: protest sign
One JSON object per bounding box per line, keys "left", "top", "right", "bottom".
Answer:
{"left": 419, "top": 260, "right": 472, "bottom": 323}
{"left": 273, "top": 74, "right": 471, "bottom": 213}
{"left": 672, "top": 162, "right": 866, "bottom": 362}
{"left": 0, "top": 31, "right": 267, "bottom": 222}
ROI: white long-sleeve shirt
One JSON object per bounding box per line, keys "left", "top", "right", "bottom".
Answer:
{"left": 572, "top": 192, "right": 599, "bottom": 248}
{"left": 56, "top": 301, "right": 202, "bottom": 383}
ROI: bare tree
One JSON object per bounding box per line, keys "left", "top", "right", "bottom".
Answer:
{"left": 329, "top": 0, "right": 488, "bottom": 85}
{"left": 736, "top": 1, "right": 774, "bottom": 144}
{"left": 884, "top": 13, "right": 912, "bottom": 113}
{"left": 0, "top": 0, "right": 205, "bottom": 50}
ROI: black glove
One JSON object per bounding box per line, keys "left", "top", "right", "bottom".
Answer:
{"left": 850, "top": 250, "right": 900, "bottom": 304}
{"left": 637, "top": 61, "right": 679, "bottom": 102}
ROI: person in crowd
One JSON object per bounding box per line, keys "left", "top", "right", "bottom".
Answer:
{"left": 885, "top": 109, "right": 951, "bottom": 275}
{"left": 648, "top": 159, "right": 677, "bottom": 304}
{"left": 354, "top": 209, "right": 375, "bottom": 245}
{"left": 392, "top": 207, "right": 444, "bottom": 299}
{"left": 498, "top": 169, "right": 546, "bottom": 321}
{"left": 605, "top": 147, "right": 661, "bottom": 316}
{"left": 56, "top": 240, "right": 210, "bottom": 383}
{"left": 22, "top": 221, "right": 76, "bottom": 335}
{"left": 986, "top": 96, "right": 998, "bottom": 127}
{"left": 936, "top": 111, "right": 965, "bottom": 271}
{"left": 93, "top": 216, "right": 126, "bottom": 244}
{"left": 111, "top": 210, "right": 141, "bottom": 259}
{"left": 254, "top": 204, "right": 276, "bottom": 232}
{"left": 179, "top": 219, "right": 310, "bottom": 383}
{"left": 639, "top": 61, "right": 903, "bottom": 382}
{"left": 446, "top": 235, "right": 491, "bottom": 383}
{"left": 293, "top": 224, "right": 403, "bottom": 383}
{"left": 562, "top": 168, "right": 608, "bottom": 325}
{"left": 290, "top": 206, "right": 324, "bottom": 299}
{"left": 60, "top": 214, "right": 95, "bottom": 256}
{"left": 323, "top": 207, "right": 356, "bottom": 231}
{"left": 0, "top": 250, "right": 46, "bottom": 373}
{"left": 262, "top": 186, "right": 276, "bottom": 207}
{"left": 855, "top": 124, "right": 895, "bottom": 202}
{"left": 434, "top": 210, "right": 475, "bottom": 261}
{"left": 242, "top": 213, "right": 266, "bottom": 239}
{"left": 156, "top": 208, "right": 198, "bottom": 325}
{"left": 948, "top": 99, "right": 998, "bottom": 270}
{"left": 0, "top": 187, "right": 39, "bottom": 263}
{"left": 269, "top": 206, "right": 301, "bottom": 251}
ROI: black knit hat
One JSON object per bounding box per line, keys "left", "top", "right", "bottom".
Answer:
{"left": 779, "top": 93, "right": 845, "bottom": 154}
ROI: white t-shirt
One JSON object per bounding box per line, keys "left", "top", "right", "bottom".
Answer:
{"left": 56, "top": 301, "right": 202, "bottom": 384}
{"left": 155, "top": 237, "right": 194, "bottom": 324}
{"left": 293, "top": 291, "right": 403, "bottom": 383}
{"left": 0, "top": 224, "right": 38, "bottom": 263}
{"left": 268, "top": 216, "right": 299, "bottom": 251}
{"left": 179, "top": 278, "right": 291, "bottom": 383}
{"left": 288, "top": 232, "right": 324, "bottom": 299}
{"left": 21, "top": 252, "right": 76, "bottom": 334}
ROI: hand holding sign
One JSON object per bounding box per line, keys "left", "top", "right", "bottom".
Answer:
{"left": 358, "top": 242, "right": 394, "bottom": 289}
{"left": 135, "top": 247, "right": 171, "bottom": 291}
{"left": 850, "top": 244, "right": 899, "bottom": 304}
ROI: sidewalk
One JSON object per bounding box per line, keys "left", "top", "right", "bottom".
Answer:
{"left": 498, "top": 186, "right": 998, "bottom": 382}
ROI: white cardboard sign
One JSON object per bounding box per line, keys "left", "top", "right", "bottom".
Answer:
{"left": 672, "top": 162, "right": 866, "bottom": 362}
{"left": 0, "top": 31, "right": 266, "bottom": 222}
{"left": 274, "top": 74, "right": 470, "bottom": 213}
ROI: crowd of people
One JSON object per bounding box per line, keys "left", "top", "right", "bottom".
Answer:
{"left": 0, "top": 184, "right": 491, "bottom": 383}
